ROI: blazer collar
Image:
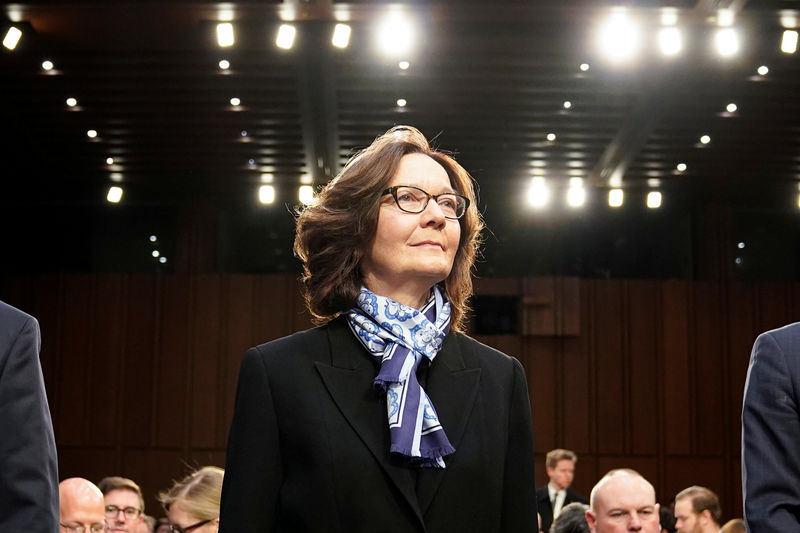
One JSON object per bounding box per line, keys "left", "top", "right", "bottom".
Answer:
{"left": 315, "top": 316, "right": 482, "bottom": 525}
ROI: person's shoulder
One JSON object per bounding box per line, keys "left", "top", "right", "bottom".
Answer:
{"left": 453, "top": 332, "right": 518, "bottom": 364}
{"left": 535, "top": 485, "right": 549, "bottom": 498}
{"left": 0, "top": 300, "right": 35, "bottom": 330}
{"left": 250, "top": 321, "right": 331, "bottom": 357}
{"left": 755, "top": 322, "right": 800, "bottom": 353}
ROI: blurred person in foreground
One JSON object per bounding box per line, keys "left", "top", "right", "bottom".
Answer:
{"left": 158, "top": 466, "right": 223, "bottom": 533}
{"left": 586, "top": 469, "right": 660, "bottom": 533}
{"left": 220, "top": 125, "right": 537, "bottom": 532}
{"left": 550, "top": 502, "right": 589, "bottom": 533}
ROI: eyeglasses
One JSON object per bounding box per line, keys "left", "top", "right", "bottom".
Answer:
{"left": 104, "top": 505, "right": 141, "bottom": 520}
{"left": 60, "top": 522, "right": 106, "bottom": 533}
{"left": 169, "top": 518, "right": 214, "bottom": 533}
{"left": 382, "top": 185, "right": 470, "bottom": 220}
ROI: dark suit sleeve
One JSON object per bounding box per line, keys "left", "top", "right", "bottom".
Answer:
{"left": 220, "top": 347, "right": 283, "bottom": 533}
{"left": 742, "top": 330, "right": 800, "bottom": 532}
{"left": 501, "top": 357, "right": 538, "bottom": 532}
{"left": 0, "top": 313, "right": 59, "bottom": 533}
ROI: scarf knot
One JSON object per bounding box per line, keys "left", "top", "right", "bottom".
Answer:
{"left": 346, "top": 286, "right": 455, "bottom": 468}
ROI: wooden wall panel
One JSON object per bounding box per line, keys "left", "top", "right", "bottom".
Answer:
{"left": 664, "top": 457, "right": 726, "bottom": 508}
{"left": 58, "top": 448, "right": 118, "bottom": 486}
{"left": 562, "top": 330, "right": 591, "bottom": 453}
{"left": 661, "top": 281, "right": 691, "bottom": 455}
{"left": 593, "top": 281, "right": 625, "bottom": 454}
{"left": 726, "top": 282, "right": 755, "bottom": 448}
{"left": 121, "top": 449, "right": 186, "bottom": 513}
{"left": 190, "top": 275, "right": 223, "bottom": 448}
{"left": 627, "top": 280, "right": 659, "bottom": 455}
{"left": 528, "top": 336, "right": 558, "bottom": 452}
{"left": 693, "top": 282, "right": 724, "bottom": 456}
{"left": 757, "top": 282, "right": 792, "bottom": 333}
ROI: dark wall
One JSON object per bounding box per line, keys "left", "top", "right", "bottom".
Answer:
{"left": 2, "top": 274, "right": 796, "bottom": 520}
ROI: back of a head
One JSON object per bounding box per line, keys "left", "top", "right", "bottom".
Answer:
{"left": 550, "top": 502, "right": 590, "bottom": 533}
{"left": 97, "top": 476, "right": 145, "bottom": 513}
{"left": 720, "top": 518, "right": 746, "bottom": 533}
{"left": 158, "top": 466, "right": 224, "bottom": 521}
{"left": 675, "top": 485, "right": 722, "bottom": 526}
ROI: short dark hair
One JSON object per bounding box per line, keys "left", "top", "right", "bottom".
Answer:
{"left": 294, "top": 125, "right": 484, "bottom": 331}
{"left": 675, "top": 485, "right": 722, "bottom": 525}
{"left": 97, "top": 476, "right": 145, "bottom": 513}
{"left": 550, "top": 502, "right": 589, "bottom": 533}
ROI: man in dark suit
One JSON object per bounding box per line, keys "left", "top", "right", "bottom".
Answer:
{"left": 742, "top": 322, "right": 800, "bottom": 532}
{"left": 0, "top": 300, "right": 59, "bottom": 532}
{"left": 536, "top": 449, "right": 588, "bottom": 533}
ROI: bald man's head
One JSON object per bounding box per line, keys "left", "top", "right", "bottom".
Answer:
{"left": 586, "top": 469, "right": 660, "bottom": 533}
{"left": 60, "top": 478, "right": 106, "bottom": 532}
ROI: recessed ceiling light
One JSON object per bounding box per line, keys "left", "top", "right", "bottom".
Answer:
{"left": 41, "top": 60, "right": 54, "bottom": 71}
{"left": 676, "top": 163, "right": 687, "bottom": 172}
{"left": 3, "top": 27, "right": 22, "bottom": 50}
{"left": 608, "top": 188, "right": 624, "bottom": 207}
{"left": 757, "top": 65, "right": 769, "bottom": 76}
{"left": 149, "top": 235, "right": 157, "bottom": 242}
{"left": 332, "top": 23, "right": 351, "bottom": 48}
{"left": 66, "top": 97, "right": 77, "bottom": 107}
{"left": 398, "top": 60, "right": 410, "bottom": 70}
{"left": 700, "top": 135, "right": 711, "bottom": 144}
{"left": 218, "top": 59, "right": 230, "bottom": 70}
{"left": 396, "top": 98, "right": 407, "bottom": 107}
{"left": 276, "top": 24, "right": 296, "bottom": 49}
{"left": 726, "top": 103, "right": 737, "bottom": 113}
{"left": 217, "top": 23, "right": 234, "bottom": 47}
{"left": 87, "top": 129, "right": 98, "bottom": 138}
{"left": 230, "top": 97, "right": 241, "bottom": 106}
{"left": 106, "top": 157, "right": 114, "bottom": 165}
{"left": 579, "top": 63, "right": 590, "bottom": 72}
{"left": 781, "top": 29, "right": 798, "bottom": 54}
{"left": 563, "top": 101, "right": 572, "bottom": 109}
{"left": 106, "top": 186, "right": 123, "bottom": 203}
{"left": 159, "top": 257, "right": 167, "bottom": 264}
{"left": 546, "top": 133, "right": 556, "bottom": 141}
{"left": 646, "top": 191, "right": 662, "bottom": 209}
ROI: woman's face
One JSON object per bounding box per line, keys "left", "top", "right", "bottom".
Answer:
{"left": 361, "top": 153, "right": 461, "bottom": 307}
{"left": 167, "top": 500, "right": 218, "bottom": 533}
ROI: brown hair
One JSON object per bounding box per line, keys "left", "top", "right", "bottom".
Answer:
{"left": 97, "top": 476, "right": 145, "bottom": 513}
{"left": 157, "top": 466, "right": 224, "bottom": 521}
{"left": 293, "top": 125, "right": 484, "bottom": 331}
{"left": 675, "top": 485, "right": 722, "bottom": 525}
{"left": 546, "top": 448, "right": 578, "bottom": 469}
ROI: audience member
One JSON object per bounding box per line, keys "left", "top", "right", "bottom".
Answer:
{"left": 154, "top": 517, "right": 171, "bottom": 533}
{"left": 719, "top": 518, "right": 746, "bottom": 533}
{"left": 98, "top": 476, "right": 145, "bottom": 532}
{"left": 0, "top": 300, "right": 59, "bottom": 533}
{"left": 59, "top": 478, "right": 105, "bottom": 533}
{"left": 585, "top": 469, "right": 660, "bottom": 533}
{"left": 136, "top": 514, "right": 156, "bottom": 533}
{"left": 550, "top": 502, "right": 589, "bottom": 533}
{"left": 742, "top": 322, "right": 800, "bottom": 531}
{"left": 158, "top": 466, "right": 223, "bottom": 533}
{"left": 537, "top": 449, "right": 588, "bottom": 532}
{"left": 673, "top": 486, "right": 721, "bottom": 533}
{"left": 659, "top": 504, "right": 676, "bottom": 533}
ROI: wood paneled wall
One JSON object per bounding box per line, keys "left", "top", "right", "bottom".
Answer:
{"left": 2, "top": 274, "right": 797, "bottom": 520}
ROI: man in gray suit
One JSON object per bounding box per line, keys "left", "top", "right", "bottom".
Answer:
{"left": 742, "top": 322, "right": 800, "bottom": 532}
{"left": 0, "top": 300, "right": 58, "bottom": 532}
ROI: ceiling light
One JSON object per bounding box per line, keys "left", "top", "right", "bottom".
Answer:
{"left": 149, "top": 235, "right": 157, "bottom": 242}
{"left": 66, "top": 97, "right": 77, "bottom": 107}
{"left": 726, "top": 103, "right": 737, "bottom": 113}
{"left": 218, "top": 59, "right": 230, "bottom": 70}
{"left": 676, "top": 163, "right": 687, "bottom": 172}
{"left": 700, "top": 135, "right": 711, "bottom": 144}
{"left": 566, "top": 178, "right": 585, "bottom": 208}
{"left": 332, "top": 23, "right": 351, "bottom": 48}
{"left": 660, "top": 9, "right": 678, "bottom": 26}
{"left": 658, "top": 27, "right": 682, "bottom": 56}
{"left": 563, "top": 101, "right": 572, "bottom": 109}
{"left": 608, "top": 188, "right": 624, "bottom": 207}
{"left": 299, "top": 185, "right": 314, "bottom": 204}
{"left": 259, "top": 184, "right": 275, "bottom": 204}
{"left": 110, "top": 173, "right": 123, "bottom": 182}
{"left": 3, "top": 26, "right": 22, "bottom": 50}
{"left": 216, "top": 23, "right": 234, "bottom": 47}
{"left": 106, "top": 157, "right": 114, "bottom": 165}
{"left": 598, "top": 10, "right": 641, "bottom": 63}
{"left": 398, "top": 60, "right": 410, "bottom": 70}
{"left": 527, "top": 177, "right": 549, "bottom": 208}
{"left": 276, "top": 24, "right": 296, "bottom": 49}
{"left": 717, "top": 9, "right": 735, "bottom": 27}
{"left": 737, "top": 241, "right": 745, "bottom": 249}
{"left": 87, "top": 129, "right": 98, "bottom": 138}
{"left": 41, "top": 60, "right": 54, "bottom": 71}
{"left": 757, "top": 65, "right": 769, "bottom": 76}
{"left": 159, "top": 257, "right": 167, "bottom": 264}
{"left": 546, "top": 133, "right": 556, "bottom": 141}
{"left": 646, "top": 191, "right": 662, "bottom": 209}
{"left": 579, "top": 63, "right": 590, "bottom": 72}
{"left": 396, "top": 98, "right": 407, "bottom": 107}
{"left": 230, "top": 97, "right": 241, "bottom": 106}
{"left": 261, "top": 173, "right": 274, "bottom": 183}
{"left": 715, "top": 28, "right": 739, "bottom": 57}
{"left": 152, "top": 250, "right": 160, "bottom": 258}
{"left": 106, "top": 186, "right": 123, "bottom": 203}
{"left": 377, "top": 11, "right": 414, "bottom": 56}
{"left": 782, "top": 30, "right": 798, "bottom": 54}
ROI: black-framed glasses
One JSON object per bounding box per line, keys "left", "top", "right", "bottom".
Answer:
{"left": 169, "top": 518, "right": 214, "bottom": 533}
{"left": 104, "top": 505, "right": 141, "bottom": 520}
{"left": 382, "top": 185, "right": 470, "bottom": 220}
{"left": 60, "top": 522, "right": 106, "bottom": 533}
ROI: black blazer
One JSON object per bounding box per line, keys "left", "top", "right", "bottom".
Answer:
{"left": 535, "top": 486, "right": 588, "bottom": 533}
{"left": 742, "top": 322, "right": 800, "bottom": 532}
{"left": 0, "top": 301, "right": 59, "bottom": 533}
{"left": 220, "top": 316, "right": 537, "bottom": 532}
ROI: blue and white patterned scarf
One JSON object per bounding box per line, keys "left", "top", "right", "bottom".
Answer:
{"left": 346, "top": 286, "right": 456, "bottom": 468}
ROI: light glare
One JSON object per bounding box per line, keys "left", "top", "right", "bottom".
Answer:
{"left": 41, "top": 60, "right": 54, "bottom": 71}
{"left": 726, "top": 103, "right": 737, "bottom": 113}
{"left": 658, "top": 27, "right": 682, "bottom": 55}
{"left": 546, "top": 133, "right": 556, "bottom": 142}
{"left": 299, "top": 185, "right": 314, "bottom": 204}
{"left": 230, "top": 97, "right": 241, "bottom": 106}
{"left": 398, "top": 61, "right": 410, "bottom": 70}
{"left": 276, "top": 24, "right": 296, "bottom": 49}
{"left": 377, "top": 12, "right": 414, "bottom": 56}
{"left": 563, "top": 101, "right": 572, "bottom": 109}
{"left": 782, "top": 30, "right": 798, "bottom": 54}
{"left": 216, "top": 23, "right": 234, "bottom": 47}
{"left": 107, "top": 186, "right": 123, "bottom": 203}
{"left": 757, "top": 65, "right": 769, "bottom": 76}
{"left": 676, "top": 163, "right": 687, "bottom": 172}
{"left": 87, "top": 129, "right": 97, "bottom": 138}
{"left": 218, "top": 59, "right": 230, "bottom": 70}
{"left": 332, "top": 23, "right": 351, "bottom": 48}
{"left": 598, "top": 11, "right": 641, "bottom": 63}
{"left": 66, "top": 97, "right": 77, "bottom": 107}
{"left": 3, "top": 26, "right": 22, "bottom": 50}
{"left": 715, "top": 28, "right": 739, "bottom": 57}
{"left": 647, "top": 191, "right": 662, "bottom": 209}
{"left": 259, "top": 185, "right": 275, "bottom": 204}
{"left": 579, "top": 63, "right": 590, "bottom": 71}
{"left": 566, "top": 180, "right": 586, "bottom": 207}
{"left": 700, "top": 135, "right": 711, "bottom": 144}
{"left": 527, "top": 177, "right": 550, "bottom": 208}
{"left": 609, "top": 188, "right": 624, "bottom": 207}
{"left": 106, "top": 157, "right": 114, "bottom": 165}
{"left": 396, "top": 98, "right": 407, "bottom": 107}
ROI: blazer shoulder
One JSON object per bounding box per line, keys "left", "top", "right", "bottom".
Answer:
{"left": 757, "top": 322, "right": 800, "bottom": 350}
{"left": 453, "top": 332, "right": 522, "bottom": 369}
{"left": 249, "top": 322, "right": 330, "bottom": 359}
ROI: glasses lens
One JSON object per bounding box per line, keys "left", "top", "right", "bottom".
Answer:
{"left": 394, "top": 187, "right": 427, "bottom": 213}
{"left": 124, "top": 507, "right": 140, "bottom": 519}
{"left": 104, "top": 506, "right": 117, "bottom": 518}
{"left": 436, "top": 194, "right": 466, "bottom": 219}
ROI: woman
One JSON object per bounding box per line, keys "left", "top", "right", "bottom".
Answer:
{"left": 219, "top": 126, "right": 536, "bottom": 532}
{"left": 158, "top": 466, "right": 223, "bottom": 533}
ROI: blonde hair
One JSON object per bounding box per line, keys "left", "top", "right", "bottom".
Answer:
{"left": 158, "top": 466, "right": 224, "bottom": 520}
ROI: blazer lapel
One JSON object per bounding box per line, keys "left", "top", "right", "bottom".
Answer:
{"left": 314, "top": 317, "right": 424, "bottom": 525}
{"left": 416, "top": 333, "right": 482, "bottom": 517}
